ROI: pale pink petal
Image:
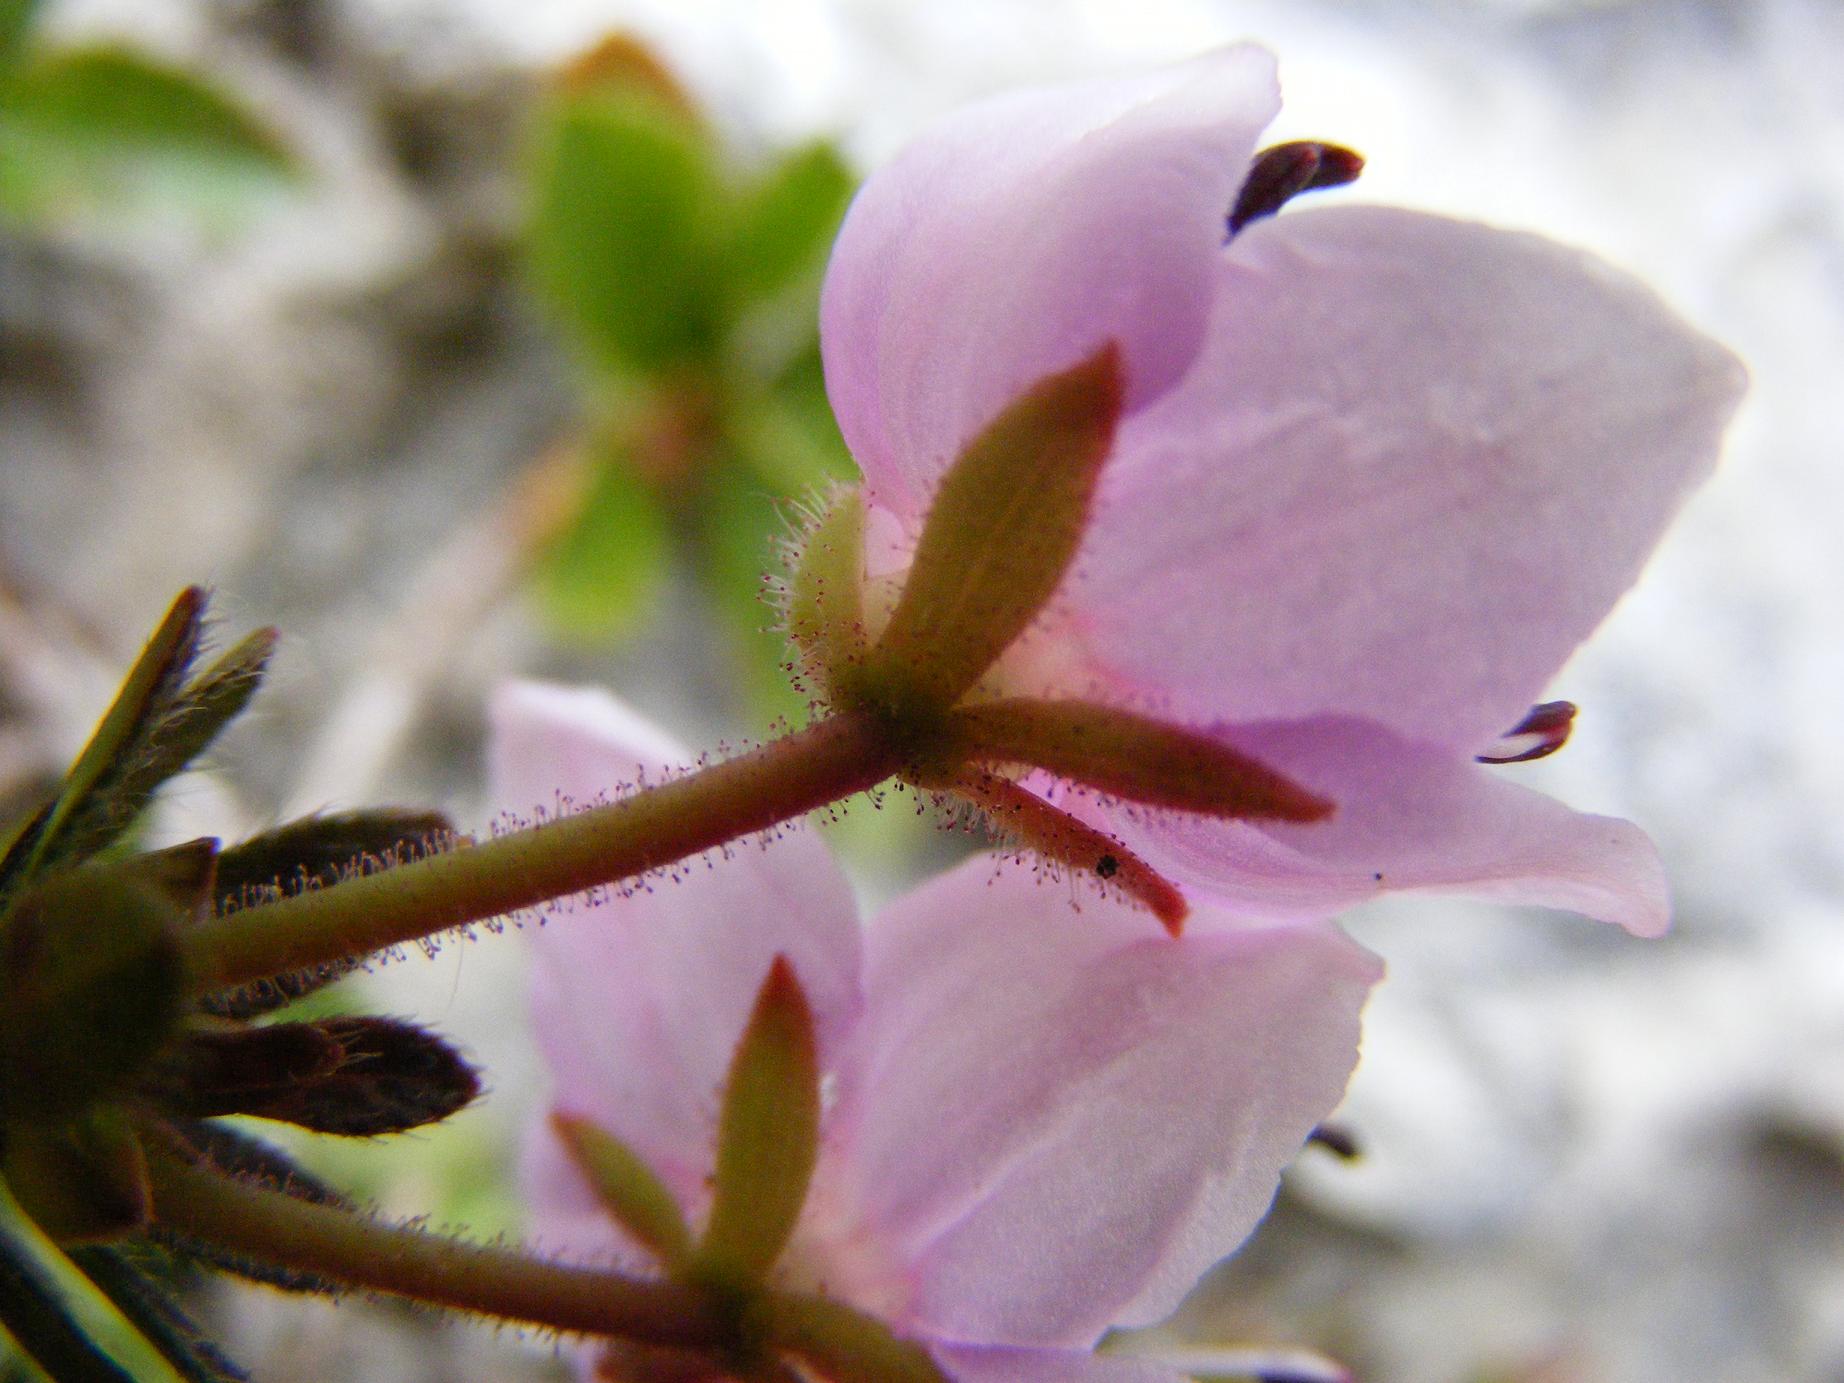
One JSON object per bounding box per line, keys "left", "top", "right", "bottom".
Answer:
{"left": 1075, "top": 205, "right": 1748, "bottom": 754}
{"left": 1101, "top": 716, "right": 1669, "bottom": 937}
{"left": 821, "top": 46, "right": 1280, "bottom": 517}
{"left": 825, "top": 860, "right": 1379, "bottom": 1348}
{"left": 489, "top": 681, "right": 863, "bottom": 1216}
{"left": 934, "top": 1345, "right": 1191, "bottom": 1383}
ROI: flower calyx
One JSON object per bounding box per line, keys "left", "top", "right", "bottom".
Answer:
{"left": 785, "top": 349, "right": 1333, "bottom": 931}
{"left": 555, "top": 956, "right": 950, "bottom": 1383}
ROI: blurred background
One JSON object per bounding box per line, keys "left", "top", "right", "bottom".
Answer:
{"left": 0, "top": 0, "right": 1838, "bottom": 1379}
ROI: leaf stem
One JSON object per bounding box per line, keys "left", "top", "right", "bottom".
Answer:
{"left": 139, "top": 1127, "right": 728, "bottom": 1346}
{"left": 179, "top": 711, "right": 903, "bottom": 995}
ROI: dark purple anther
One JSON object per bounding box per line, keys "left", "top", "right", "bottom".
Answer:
{"left": 1476, "top": 700, "right": 1578, "bottom": 764}
{"left": 1307, "top": 1123, "right": 1361, "bottom": 1160}
{"left": 1227, "top": 140, "right": 1366, "bottom": 238}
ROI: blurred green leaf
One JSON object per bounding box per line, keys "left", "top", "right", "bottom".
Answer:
{"left": 721, "top": 141, "right": 854, "bottom": 306}
{"left": 526, "top": 91, "right": 723, "bottom": 373}
{"left": 728, "top": 367, "right": 854, "bottom": 494}
{"left": 532, "top": 446, "right": 670, "bottom": 640}
{"left": 0, "top": 0, "right": 39, "bottom": 72}
{"left": 699, "top": 472, "right": 806, "bottom": 727}
{"left": 0, "top": 45, "right": 292, "bottom": 222}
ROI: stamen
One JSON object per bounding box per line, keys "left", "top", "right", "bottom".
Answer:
{"left": 1227, "top": 141, "right": 1365, "bottom": 237}
{"left": 1476, "top": 700, "right": 1577, "bottom": 764}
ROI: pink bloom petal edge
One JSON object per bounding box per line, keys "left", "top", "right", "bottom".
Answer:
{"left": 826, "top": 860, "right": 1380, "bottom": 1346}
{"left": 1077, "top": 205, "right": 1747, "bottom": 754}
{"left": 1100, "top": 717, "right": 1671, "bottom": 938}
{"left": 822, "top": 44, "right": 1280, "bottom": 516}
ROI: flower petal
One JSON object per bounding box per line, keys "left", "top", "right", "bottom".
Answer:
{"left": 1103, "top": 716, "right": 1670, "bottom": 937}
{"left": 489, "top": 681, "right": 863, "bottom": 1226}
{"left": 821, "top": 46, "right": 1280, "bottom": 518}
{"left": 1076, "top": 205, "right": 1747, "bottom": 753}
{"left": 934, "top": 1345, "right": 1191, "bottom": 1383}
{"left": 827, "top": 860, "right": 1378, "bottom": 1347}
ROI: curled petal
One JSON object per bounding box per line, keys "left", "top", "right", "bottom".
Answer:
{"left": 490, "top": 682, "right": 863, "bottom": 1221}
{"left": 1106, "top": 716, "right": 1670, "bottom": 937}
{"left": 827, "top": 860, "right": 1379, "bottom": 1347}
{"left": 821, "top": 45, "right": 1280, "bottom": 518}
{"left": 1077, "top": 205, "right": 1748, "bottom": 753}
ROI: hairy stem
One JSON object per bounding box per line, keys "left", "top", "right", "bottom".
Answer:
{"left": 140, "top": 1127, "right": 728, "bottom": 1346}
{"left": 180, "top": 711, "right": 904, "bottom": 995}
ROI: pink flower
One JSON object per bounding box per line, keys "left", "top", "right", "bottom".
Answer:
{"left": 816, "top": 46, "right": 1746, "bottom": 937}
{"left": 492, "top": 681, "right": 1379, "bottom": 1382}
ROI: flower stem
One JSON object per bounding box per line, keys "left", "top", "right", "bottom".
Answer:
{"left": 180, "top": 710, "right": 905, "bottom": 996}
{"left": 140, "top": 1127, "right": 728, "bottom": 1346}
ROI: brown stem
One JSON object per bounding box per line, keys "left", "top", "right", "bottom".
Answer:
{"left": 181, "top": 711, "right": 905, "bottom": 995}
{"left": 140, "top": 1126, "right": 727, "bottom": 1346}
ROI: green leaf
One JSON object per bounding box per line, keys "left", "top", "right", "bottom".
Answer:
{"left": 0, "top": 0, "right": 40, "bottom": 71}
{"left": 525, "top": 89, "right": 722, "bottom": 373}
{"left": 0, "top": 1177, "right": 193, "bottom": 1383}
{"left": 531, "top": 449, "right": 670, "bottom": 641}
{"left": 0, "top": 44, "right": 293, "bottom": 222}
{"left": 851, "top": 345, "right": 1125, "bottom": 718}
{"left": 756, "top": 1290, "right": 948, "bottom": 1383}
{"left": 722, "top": 141, "right": 854, "bottom": 306}
{"left": 0, "top": 1219, "right": 139, "bottom": 1382}
{"left": 550, "top": 1113, "right": 694, "bottom": 1271}
{"left": 696, "top": 956, "right": 821, "bottom": 1288}
{"left": 65, "top": 1246, "right": 250, "bottom": 1383}
{"left": 0, "top": 591, "right": 273, "bottom": 898}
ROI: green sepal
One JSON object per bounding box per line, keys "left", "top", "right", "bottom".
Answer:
{"left": 0, "top": 863, "right": 188, "bottom": 1123}
{"left": 849, "top": 345, "right": 1124, "bottom": 719}
{"left": 755, "top": 1290, "right": 949, "bottom": 1383}
{"left": 2, "top": 1110, "right": 150, "bottom": 1244}
{"left": 785, "top": 488, "right": 867, "bottom": 706}
{"left": 211, "top": 807, "right": 455, "bottom": 915}
{"left": 944, "top": 698, "right": 1332, "bottom": 821}
{"left": 551, "top": 1112, "right": 695, "bottom": 1271}
{"left": 696, "top": 956, "right": 821, "bottom": 1289}
{"left": 154, "top": 1017, "right": 480, "bottom": 1136}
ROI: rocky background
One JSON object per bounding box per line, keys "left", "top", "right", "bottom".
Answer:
{"left": 1, "top": 1, "right": 1839, "bottom": 1380}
